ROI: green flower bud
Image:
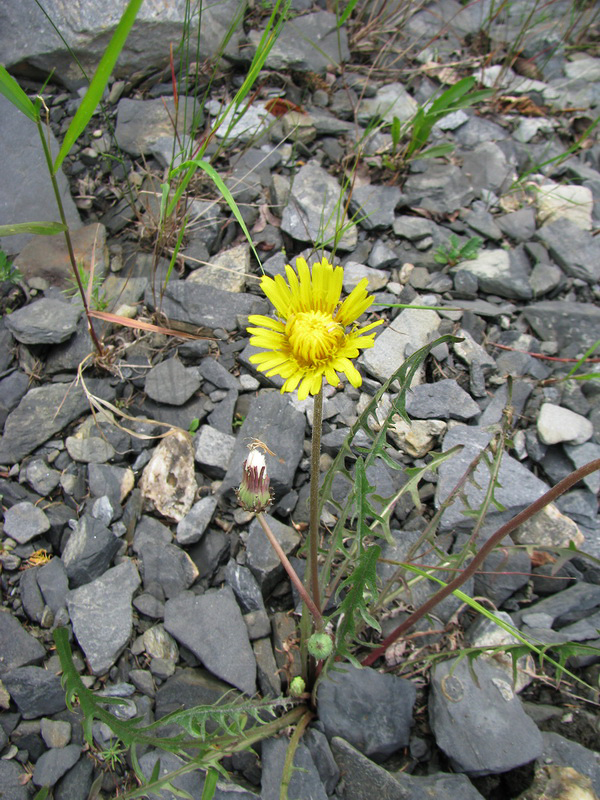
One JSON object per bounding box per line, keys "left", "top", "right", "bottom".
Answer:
{"left": 236, "top": 448, "right": 272, "bottom": 513}
{"left": 289, "top": 676, "right": 306, "bottom": 697}
{"left": 307, "top": 632, "right": 333, "bottom": 660}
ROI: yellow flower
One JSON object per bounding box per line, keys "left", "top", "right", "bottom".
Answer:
{"left": 247, "top": 257, "right": 382, "bottom": 400}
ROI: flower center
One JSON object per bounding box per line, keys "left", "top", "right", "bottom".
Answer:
{"left": 286, "top": 311, "right": 345, "bottom": 365}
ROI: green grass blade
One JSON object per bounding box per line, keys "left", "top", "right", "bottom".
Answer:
{"left": 418, "top": 143, "right": 455, "bottom": 159}
{"left": 53, "top": 0, "right": 143, "bottom": 173}
{"left": 201, "top": 768, "right": 219, "bottom": 800}
{"left": 0, "top": 66, "right": 38, "bottom": 122}
{"left": 428, "top": 76, "right": 476, "bottom": 115}
{"left": 336, "top": 0, "right": 359, "bottom": 27}
{"left": 0, "top": 220, "right": 66, "bottom": 237}
{"left": 564, "top": 338, "right": 600, "bottom": 379}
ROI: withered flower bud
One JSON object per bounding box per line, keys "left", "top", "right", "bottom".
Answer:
{"left": 237, "top": 448, "right": 272, "bottom": 513}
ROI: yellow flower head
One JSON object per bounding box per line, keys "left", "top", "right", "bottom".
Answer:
{"left": 247, "top": 257, "right": 382, "bottom": 400}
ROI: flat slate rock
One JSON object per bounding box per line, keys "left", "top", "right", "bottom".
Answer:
{"left": 521, "top": 301, "right": 600, "bottom": 352}
{"left": 261, "top": 737, "right": 328, "bottom": 800}
{"left": 220, "top": 390, "right": 306, "bottom": 500}
{"left": 140, "top": 751, "right": 259, "bottom": 800}
{"left": 317, "top": 664, "right": 416, "bottom": 761}
{"left": 67, "top": 560, "right": 140, "bottom": 675}
{"left": 406, "top": 378, "right": 480, "bottom": 421}
{"left": 4, "top": 298, "right": 81, "bottom": 345}
{"left": 436, "top": 425, "right": 549, "bottom": 530}
{"left": 245, "top": 514, "right": 301, "bottom": 594}
{"left": 145, "top": 280, "right": 267, "bottom": 332}
{"left": 0, "top": 609, "right": 45, "bottom": 674}
{"left": 164, "top": 587, "right": 256, "bottom": 695}
{"left": 2, "top": 665, "right": 66, "bottom": 719}
{"left": 145, "top": 358, "right": 201, "bottom": 406}
{"left": 3, "top": 501, "right": 50, "bottom": 544}
{"left": 536, "top": 218, "right": 600, "bottom": 283}
{"left": 61, "top": 514, "right": 121, "bottom": 588}
{"left": 0, "top": 93, "right": 81, "bottom": 255}
{"left": 0, "top": 759, "right": 31, "bottom": 800}
{"left": 331, "top": 737, "right": 486, "bottom": 800}
{"left": 0, "top": 379, "right": 115, "bottom": 464}
{"left": 429, "top": 656, "right": 543, "bottom": 775}
{"left": 33, "top": 744, "right": 81, "bottom": 788}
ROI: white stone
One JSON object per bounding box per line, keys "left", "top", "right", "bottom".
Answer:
{"left": 537, "top": 402, "right": 593, "bottom": 446}
{"left": 512, "top": 502, "right": 584, "bottom": 549}
{"left": 187, "top": 243, "right": 250, "bottom": 292}
{"left": 536, "top": 182, "right": 594, "bottom": 231}
{"left": 389, "top": 417, "right": 447, "bottom": 458}
{"left": 140, "top": 430, "right": 197, "bottom": 522}
{"left": 342, "top": 261, "right": 388, "bottom": 292}
{"left": 358, "top": 82, "right": 418, "bottom": 124}
{"left": 564, "top": 56, "right": 600, "bottom": 82}
{"left": 360, "top": 299, "right": 440, "bottom": 385}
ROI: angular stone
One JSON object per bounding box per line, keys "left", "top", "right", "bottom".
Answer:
{"left": 542, "top": 731, "right": 600, "bottom": 794}
{"left": 462, "top": 142, "right": 514, "bottom": 194}
{"left": 281, "top": 163, "right": 357, "bottom": 250}
{"left": 145, "top": 280, "right": 267, "bottom": 332}
{"left": 198, "top": 358, "right": 240, "bottom": 390}
{"left": 138, "top": 540, "right": 198, "bottom": 599}
{"left": 115, "top": 97, "right": 194, "bottom": 157}
{"left": 522, "top": 301, "right": 600, "bottom": 352}
{"left": 452, "top": 248, "right": 532, "bottom": 300}
{"left": 61, "top": 514, "right": 120, "bottom": 589}
{"left": 54, "top": 754, "right": 94, "bottom": 800}
{"left": 3, "top": 501, "right": 50, "bottom": 544}
{"left": 5, "top": 299, "right": 81, "bottom": 345}
{"left": 207, "top": 388, "right": 238, "bottom": 434}
{"left": 262, "top": 738, "right": 327, "bottom": 800}
{"left": 318, "top": 664, "right": 416, "bottom": 761}
{"left": 401, "top": 164, "right": 474, "bottom": 215}
{"left": 0, "top": 609, "right": 45, "bottom": 674}
{"left": 342, "top": 262, "right": 388, "bottom": 292}
{"left": 220, "top": 391, "right": 305, "bottom": 500}
{"left": 40, "top": 718, "right": 71, "bottom": 749}
{"left": 436, "top": 426, "right": 549, "bottom": 531}
{"left": 0, "top": 370, "right": 29, "bottom": 428}
{"left": 188, "top": 243, "right": 249, "bottom": 292}
{"left": 140, "top": 431, "right": 197, "bottom": 522}
{"left": 0, "top": 93, "right": 81, "bottom": 256}
{"left": 194, "top": 425, "right": 236, "bottom": 477}
{"left": 246, "top": 515, "right": 301, "bottom": 595}
{"left": 248, "top": 11, "right": 349, "bottom": 72}
{"left": 175, "top": 496, "right": 217, "bottom": 545}
{"left": 139, "top": 751, "right": 259, "bottom": 800}
{"left": 37, "top": 557, "right": 69, "bottom": 613}
{"left": 0, "top": 379, "right": 115, "bottom": 464}
{"left": 3, "top": 666, "right": 66, "bottom": 719}
{"left": 429, "top": 657, "right": 543, "bottom": 775}
{"left": 67, "top": 560, "right": 140, "bottom": 675}
{"left": 145, "top": 358, "right": 201, "bottom": 406}
{"left": 164, "top": 588, "right": 256, "bottom": 695}
{"left": 65, "top": 435, "right": 115, "bottom": 464}
{"left": 536, "top": 182, "right": 594, "bottom": 230}
{"left": 350, "top": 185, "right": 401, "bottom": 230}
{"left": 331, "top": 737, "right": 486, "bottom": 800}
{"left": 537, "top": 403, "right": 593, "bottom": 445}
{"left": 0, "top": 760, "right": 31, "bottom": 800}
{"left": 361, "top": 302, "right": 440, "bottom": 385}
{"left": 33, "top": 744, "right": 81, "bottom": 787}
{"left": 358, "top": 82, "right": 418, "bottom": 124}
{"left": 406, "top": 379, "right": 480, "bottom": 421}
{"left": 224, "top": 561, "right": 265, "bottom": 613}
{"left": 536, "top": 219, "right": 600, "bottom": 283}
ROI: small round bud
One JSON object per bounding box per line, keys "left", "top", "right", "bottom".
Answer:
{"left": 307, "top": 632, "right": 333, "bottom": 660}
{"left": 237, "top": 448, "right": 272, "bottom": 513}
{"left": 289, "top": 676, "right": 306, "bottom": 697}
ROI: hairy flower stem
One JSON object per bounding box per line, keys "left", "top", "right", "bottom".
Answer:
{"left": 362, "top": 457, "right": 600, "bottom": 667}
{"left": 256, "top": 512, "right": 323, "bottom": 628}
{"left": 308, "top": 385, "right": 323, "bottom": 615}
{"left": 36, "top": 119, "right": 104, "bottom": 357}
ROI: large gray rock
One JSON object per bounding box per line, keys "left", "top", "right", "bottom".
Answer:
{"left": 0, "top": 0, "right": 243, "bottom": 90}
{"left": 245, "top": 514, "right": 300, "bottom": 595}
{"left": 61, "top": 514, "right": 121, "bottom": 588}
{"left": 247, "top": 11, "right": 349, "bottom": 72}
{"left": 405, "top": 379, "right": 480, "bottom": 421}
{"left": 401, "top": 164, "right": 474, "bottom": 215}
{"left": 67, "top": 560, "right": 140, "bottom": 675}
{"left": 115, "top": 97, "right": 195, "bottom": 157}
{"left": 280, "top": 162, "right": 357, "bottom": 250}
{"left": 0, "top": 760, "right": 31, "bottom": 800}
{"left": 536, "top": 218, "right": 600, "bottom": 283}
{"left": 144, "top": 357, "right": 201, "bottom": 406}
{"left": 164, "top": 587, "right": 256, "bottom": 695}
{"left": 2, "top": 501, "right": 50, "bottom": 544}
{"left": 331, "top": 737, "right": 486, "bottom": 800}
{"left": 349, "top": 184, "right": 402, "bottom": 230}
{"left": 452, "top": 248, "right": 532, "bottom": 300}
{"left": 145, "top": 280, "right": 267, "bottom": 332}
{"left": 0, "top": 609, "right": 45, "bottom": 674}
{"left": 317, "top": 664, "right": 416, "bottom": 761}
{"left": 429, "top": 657, "right": 543, "bottom": 775}
{"left": 0, "top": 93, "right": 81, "bottom": 255}
{"left": 436, "top": 425, "right": 549, "bottom": 531}
{"left": 541, "top": 732, "right": 600, "bottom": 794}
{"left": 261, "top": 737, "right": 328, "bottom": 800}
{"left": 2, "top": 665, "right": 66, "bottom": 719}
{"left": 522, "top": 301, "right": 600, "bottom": 352}
{"left": 5, "top": 298, "right": 81, "bottom": 345}
{"left": 220, "top": 390, "right": 306, "bottom": 500}
{"left": 0, "top": 379, "right": 115, "bottom": 464}
{"left": 33, "top": 745, "right": 81, "bottom": 788}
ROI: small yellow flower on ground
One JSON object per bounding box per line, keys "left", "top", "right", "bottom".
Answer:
{"left": 247, "top": 257, "right": 382, "bottom": 400}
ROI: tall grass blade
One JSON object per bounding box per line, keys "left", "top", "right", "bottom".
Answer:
{"left": 53, "top": 0, "right": 143, "bottom": 173}
{"left": 0, "top": 66, "right": 38, "bottom": 122}
{"left": 336, "top": 0, "right": 359, "bottom": 28}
